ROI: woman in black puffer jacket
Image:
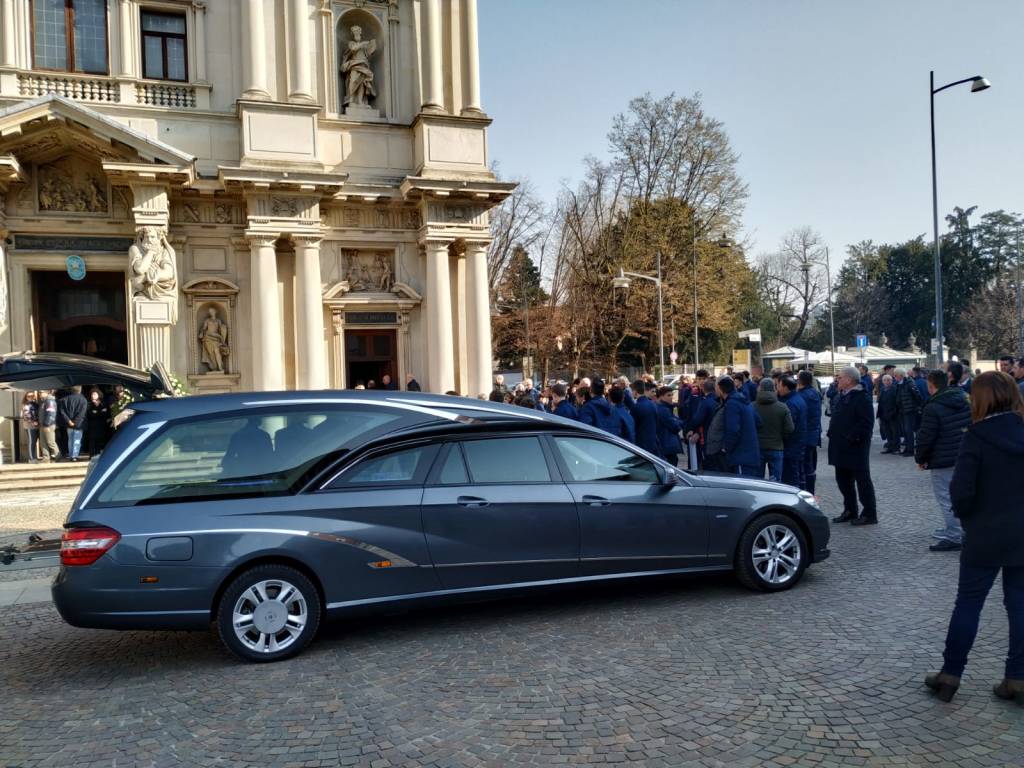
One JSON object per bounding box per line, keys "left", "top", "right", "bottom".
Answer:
{"left": 925, "top": 372, "right": 1024, "bottom": 704}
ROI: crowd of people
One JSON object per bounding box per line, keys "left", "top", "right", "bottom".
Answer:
{"left": 489, "top": 359, "right": 1024, "bottom": 707}
{"left": 19, "top": 385, "right": 119, "bottom": 463}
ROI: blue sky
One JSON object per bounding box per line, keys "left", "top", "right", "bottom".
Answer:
{"left": 479, "top": 0, "right": 1024, "bottom": 264}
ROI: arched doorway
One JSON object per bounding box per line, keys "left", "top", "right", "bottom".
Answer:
{"left": 32, "top": 269, "right": 128, "bottom": 363}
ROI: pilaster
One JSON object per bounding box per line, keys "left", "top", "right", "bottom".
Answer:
{"left": 246, "top": 232, "right": 284, "bottom": 391}
{"left": 422, "top": 237, "right": 455, "bottom": 393}
{"left": 293, "top": 233, "right": 328, "bottom": 389}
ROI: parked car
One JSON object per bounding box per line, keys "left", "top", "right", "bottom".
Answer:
{"left": 0, "top": 353, "right": 831, "bottom": 663}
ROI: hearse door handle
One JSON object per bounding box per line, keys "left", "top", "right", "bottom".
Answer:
{"left": 581, "top": 495, "right": 611, "bottom": 507}
{"left": 457, "top": 495, "right": 490, "bottom": 508}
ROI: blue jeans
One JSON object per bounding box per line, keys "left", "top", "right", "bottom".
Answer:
{"left": 26, "top": 428, "right": 39, "bottom": 463}
{"left": 68, "top": 428, "right": 83, "bottom": 460}
{"left": 930, "top": 467, "right": 963, "bottom": 544}
{"left": 761, "top": 450, "right": 783, "bottom": 482}
{"left": 942, "top": 564, "right": 1024, "bottom": 679}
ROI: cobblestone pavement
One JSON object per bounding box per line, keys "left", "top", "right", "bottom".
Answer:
{"left": 1, "top": 437, "right": 1022, "bottom": 767}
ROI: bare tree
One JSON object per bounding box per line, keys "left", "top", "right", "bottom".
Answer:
{"left": 486, "top": 178, "right": 546, "bottom": 296}
{"left": 607, "top": 92, "right": 748, "bottom": 232}
{"left": 756, "top": 227, "right": 829, "bottom": 346}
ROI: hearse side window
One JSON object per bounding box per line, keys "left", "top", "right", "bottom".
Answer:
{"left": 326, "top": 444, "right": 438, "bottom": 488}
{"left": 461, "top": 436, "right": 551, "bottom": 483}
{"left": 436, "top": 443, "right": 469, "bottom": 484}
{"left": 96, "top": 407, "right": 409, "bottom": 505}
{"left": 553, "top": 437, "right": 659, "bottom": 483}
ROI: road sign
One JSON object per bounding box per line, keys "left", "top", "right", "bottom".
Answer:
{"left": 738, "top": 328, "right": 762, "bottom": 343}
{"left": 669, "top": 351, "right": 678, "bottom": 363}
{"left": 856, "top": 334, "right": 868, "bottom": 349}
{"left": 732, "top": 349, "right": 751, "bottom": 369}
{"left": 930, "top": 338, "right": 940, "bottom": 354}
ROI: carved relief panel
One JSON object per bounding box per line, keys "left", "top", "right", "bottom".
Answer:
{"left": 171, "top": 199, "right": 244, "bottom": 226}
{"left": 323, "top": 204, "right": 420, "bottom": 230}
{"left": 36, "top": 154, "right": 109, "bottom": 215}
{"left": 342, "top": 249, "right": 394, "bottom": 293}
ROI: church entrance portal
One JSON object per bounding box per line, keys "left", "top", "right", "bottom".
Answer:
{"left": 344, "top": 328, "right": 396, "bottom": 388}
{"left": 32, "top": 270, "right": 129, "bottom": 364}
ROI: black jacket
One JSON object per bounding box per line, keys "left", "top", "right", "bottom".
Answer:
{"left": 877, "top": 385, "right": 898, "bottom": 422}
{"left": 896, "top": 377, "right": 923, "bottom": 417}
{"left": 949, "top": 412, "right": 1024, "bottom": 567}
{"left": 914, "top": 387, "right": 970, "bottom": 469}
{"left": 826, "top": 386, "right": 874, "bottom": 470}
{"left": 57, "top": 392, "right": 88, "bottom": 429}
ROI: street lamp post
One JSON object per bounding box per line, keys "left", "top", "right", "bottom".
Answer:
{"left": 930, "top": 70, "right": 990, "bottom": 365}
{"left": 824, "top": 246, "right": 837, "bottom": 361}
{"left": 613, "top": 252, "right": 666, "bottom": 377}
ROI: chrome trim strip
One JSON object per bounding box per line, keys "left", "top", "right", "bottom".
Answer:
{"left": 124, "top": 528, "right": 311, "bottom": 538}
{"left": 434, "top": 557, "right": 578, "bottom": 568}
{"left": 306, "top": 532, "right": 416, "bottom": 567}
{"left": 580, "top": 554, "right": 707, "bottom": 562}
{"left": 325, "top": 565, "right": 733, "bottom": 609}
{"left": 241, "top": 398, "right": 461, "bottom": 422}
{"left": 78, "top": 421, "right": 166, "bottom": 508}
{"left": 385, "top": 397, "right": 548, "bottom": 421}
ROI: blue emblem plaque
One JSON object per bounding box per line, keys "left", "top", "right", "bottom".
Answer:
{"left": 66, "top": 255, "right": 87, "bottom": 281}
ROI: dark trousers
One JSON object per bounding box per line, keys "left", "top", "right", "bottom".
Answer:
{"left": 782, "top": 447, "right": 805, "bottom": 489}
{"left": 883, "top": 417, "right": 901, "bottom": 452}
{"left": 803, "top": 446, "right": 818, "bottom": 494}
{"left": 834, "top": 465, "right": 877, "bottom": 519}
{"left": 901, "top": 414, "right": 917, "bottom": 453}
{"left": 704, "top": 452, "right": 729, "bottom": 473}
{"left": 664, "top": 452, "right": 679, "bottom": 468}
{"left": 942, "top": 564, "right": 1024, "bottom": 679}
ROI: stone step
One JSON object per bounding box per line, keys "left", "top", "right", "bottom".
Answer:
{"left": 0, "top": 476, "right": 85, "bottom": 492}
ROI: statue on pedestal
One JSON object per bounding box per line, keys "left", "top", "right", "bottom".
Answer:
{"left": 198, "top": 307, "right": 230, "bottom": 373}
{"left": 341, "top": 25, "right": 377, "bottom": 109}
{"left": 129, "top": 227, "right": 177, "bottom": 301}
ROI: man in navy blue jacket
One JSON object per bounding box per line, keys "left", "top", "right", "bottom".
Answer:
{"left": 718, "top": 376, "right": 761, "bottom": 476}
{"left": 685, "top": 378, "right": 718, "bottom": 469}
{"left": 655, "top": 386, "right": 683, "bottom": 466}
{"left": 549, "top": 383, "right": 577, "bottom": 420}
{"left": 609, "top": 385, "right": 636, "bottom": 444}
{"left": 778, "top": 376, "right": 807, "bottom": 489}
{"left": 579, "top": 378, "right": 631, "bottom": 441}
{"left": 796, "top": 370, "right": 823, "bottom": 493}
{"left": 628, "top": 379, "right": 661, "bottom": 458}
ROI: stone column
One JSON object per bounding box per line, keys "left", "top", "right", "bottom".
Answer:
{"left": 461, "top": 0, "right": 482, "bottom": 114}
{"left": 293, "top": 235, "right": 327, "bottom": 389}
{"left": 287, "top": 0, "right": 313, "bottom": 102}
{"left": 424, "top": 239, "right": 455, "bottom": 393}
{"left": 464, "top": 240, "right": 492, "bottom": 398}
{"left": 248, "top": 234, "right": 284, "bottom": 390}
{"left": 1, "top": 0, "right": 17, "bottom": 68}
{"left": 241, "top": 0, "right": 270, "bottom": 100}
{"left": 421, "top": 0, "right": 444, "bottom": 112}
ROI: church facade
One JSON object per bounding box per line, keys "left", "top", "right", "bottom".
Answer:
{"left": 0, "top": 0, "right": 509, "bottom": 437}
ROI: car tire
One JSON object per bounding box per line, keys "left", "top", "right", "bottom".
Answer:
{"left": 216, "top": 564, "right": 321, "bottom": 662}
{"left": 735, "top": 513, "right": 808, "bottom": 592}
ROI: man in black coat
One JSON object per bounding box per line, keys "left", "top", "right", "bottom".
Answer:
{"left": 827, "top": 366, "right": 878, "bottom": 525}
{"left": 915, "top": 370, "right": 971, "bottom": 552}
{"left": 57, "top": 385, "right": 88, "bottom": 461}
{"left": 894, "top": 368, "right": 923, "bottom": 456}
{"left": 877, "top": 374, "right": 900, "bottom": 453}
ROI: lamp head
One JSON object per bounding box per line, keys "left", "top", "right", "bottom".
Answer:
{"left": 612, "top": 272, "right": 631, "bottom": 290}
{"left": 970, "top": 76, "right": 991, "bottom": 93}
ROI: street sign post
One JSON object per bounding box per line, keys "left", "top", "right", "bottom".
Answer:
{"left": 855, "top": 334, "right": 868, "bottom": 361}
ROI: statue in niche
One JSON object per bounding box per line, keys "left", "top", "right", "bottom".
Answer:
{"left": 129, "top": 227, "right": 178, "bottom": 301}
{"left": 376, "top": 253, "right": 393, "bottom": 291}
{"left": 341, "top": 25, "right": 377, "bottom": 109}
{"left": 198, "top": 306, "right": 230, "bottom": 373}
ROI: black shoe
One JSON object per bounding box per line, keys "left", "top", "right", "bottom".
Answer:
{"left": 851, "top": 516, "right": 878, "bottom": 526}
{"left": 900, "top": 452, "right": 915, "bottom": 458}
{"left": 929, "top": 540, "right": 962, "bottom": 552}
{"left": 832, "top": 512, "right": 856, "bottom": 523}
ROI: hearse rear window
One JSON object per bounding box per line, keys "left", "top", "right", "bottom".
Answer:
{"left": 96, "top": 407, "right": 415, "bottom": 505}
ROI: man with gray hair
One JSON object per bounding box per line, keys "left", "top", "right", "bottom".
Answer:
{"left": 827, "top": 366, "right": 878, "bottom": 525}
{"left": 877, "top": 373, "right": 900, "bottom": 454}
